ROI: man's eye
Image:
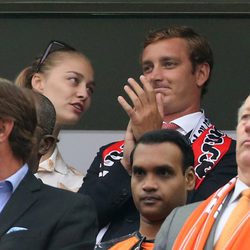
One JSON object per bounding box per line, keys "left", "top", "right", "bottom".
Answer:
{"left": 156, "top": 168, "right": 172, "bottom": 177}
{"left": 142, "top": 65, "right": 152, "bottom": 74}
{"left": 241, "top": 114, "right": 250, "bottom": 121}
{"left": 163, "top": 61, "right": 177, "bottom": 69}
{"left": 158, "top": 169, "right": 168, "bottom": 176}
{"left": 133, "top": 168, "right": 145, "bottom": 176}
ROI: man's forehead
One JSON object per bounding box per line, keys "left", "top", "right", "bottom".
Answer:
{"left": 242, "top": 96, "right": 250, "bottom": 113}
{"left": 245, "top": 96, "right": 250, "bottom": 107}
{"left": 142, "top": 39, "right": 189, "bottom": 62}
{"left": 133, "top": 143, "right": 182, "bottom": 166}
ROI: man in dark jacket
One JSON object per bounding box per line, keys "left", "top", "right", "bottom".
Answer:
{"left": 79, "top": 25, "right": 237, "bottom": 242}
{"left": 0, "top": 80, "right": 97, "bottom": 250}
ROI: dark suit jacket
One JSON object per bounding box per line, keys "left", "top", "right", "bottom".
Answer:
{"left": 78, "top": 142, "right": 139, "bottom": 241}
{"left": 79, "top": 132, "right": 237, "bottom": 241}
{"left": 0, "top": 170, "right": 98, "bottom": 250}
{"left": 154, "top": 192, "right": 233, "bottom": 250}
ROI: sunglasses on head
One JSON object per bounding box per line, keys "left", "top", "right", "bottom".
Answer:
{"left": 36, "top": 40, "right": 76, "bottom": 73}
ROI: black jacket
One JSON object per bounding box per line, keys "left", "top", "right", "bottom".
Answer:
{"left": 0, "top": 170, "right": 98, "bottom": 250}
{"left": 79, "top": 132, "right": 237, "bottom": 241}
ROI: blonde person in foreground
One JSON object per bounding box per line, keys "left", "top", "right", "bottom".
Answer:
{"left": 154, "top": 94, "right": 250, "bottom": 250}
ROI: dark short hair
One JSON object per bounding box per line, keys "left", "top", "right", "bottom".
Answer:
{"left": 32, "top": 92, "right": 56, "bottom": 136}
{"left": 0, "top": 79, "right": 37, "bottom": 162}
{"left": 143, "top": 25, "right": 213, "bottom": 97}
{"left": 130, "top": 129, "right": 194, "bottom": 173}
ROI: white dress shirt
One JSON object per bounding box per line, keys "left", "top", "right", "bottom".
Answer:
{"left": 169, "top": 111, "right": 204, "bottom": 136}
{"left": 214, "top": 179, "right": 250, "bottom": 244}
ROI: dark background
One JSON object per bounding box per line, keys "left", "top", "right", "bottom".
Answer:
{"left": 0, "top": 1, "right": 249, "bottom": 130}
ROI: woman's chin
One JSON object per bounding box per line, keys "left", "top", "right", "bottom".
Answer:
{"left": 57, "top": 116, "right": 81, "bottom": 126}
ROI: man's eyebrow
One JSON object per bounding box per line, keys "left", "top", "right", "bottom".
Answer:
{"left": 154, "top": 164, "right": 173, "bottom": 169}
{"left": 142, "top": 60, "right": 152, "bottom": 65}
{"left": 132, "top": 166, "right": 146, "bottom": 174}
{"left": 142, "top": 56, "right": 179, "bottom": 64}
{"left": 159, "top": 56, "right": 179, "bottom": 61}
{"left": 141, "top": 61, "right": 152, "bottom": 69}
{"left": 132, "top": 165, "right": 175, "bottom": 171}
{"left": 132, "top": 166, "right": 143, "bottom": 170}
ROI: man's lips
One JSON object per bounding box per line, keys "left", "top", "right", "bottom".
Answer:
{"left": 242, "top": 139, "right": 250, "bottom": 146}
{"left": 154, "top": 87, "right": 170, "bottom": 92}
{"left": 140, "top": 195, "right": 161, "bottom": 204}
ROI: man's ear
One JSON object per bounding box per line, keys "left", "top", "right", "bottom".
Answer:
{"left": 31, "top": 73, "right": 45, "bottom": 94}
{"left": 38, "top": 135, "right": 56, "bottom": 156}
{"left": 0, "top": 119, "right": 14, "bottom": 143}
{"left": 184, "top": 166, "right": 196, "bottom": 191}
{"left": 195, "top": 63, "right": 210, "bottom": 88}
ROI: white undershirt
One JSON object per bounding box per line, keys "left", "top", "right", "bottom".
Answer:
{"left": 169, "top": 111, "right": 203, "bottom": 135}
{"left": 214, "top": 179, "right": 250, "bottom": 244}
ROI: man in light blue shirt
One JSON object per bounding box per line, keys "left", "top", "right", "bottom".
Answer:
{"left": 0, "top": 79, "right": 97, "bottom": 250}
{"left": 0, "top": 86, "right": 56, "bottom": 214}
{"left": 0, "top": 166, "right": 27, "bottom": 213}
{"left": 0, "top": 181, "right": 12, "bottom": 214}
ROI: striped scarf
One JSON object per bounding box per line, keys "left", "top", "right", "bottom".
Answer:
{"left": 172, "top": 177, "right": 250, "bottom": 250}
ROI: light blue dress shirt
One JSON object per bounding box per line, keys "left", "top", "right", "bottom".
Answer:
{"left": 0, "top": 164, "right": 28, "bottom": 213}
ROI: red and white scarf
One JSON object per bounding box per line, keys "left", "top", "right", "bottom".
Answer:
{"left": 192, "top": 125, "right": 232, "bottom": 189}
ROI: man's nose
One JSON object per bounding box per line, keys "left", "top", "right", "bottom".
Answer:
{"left": 142, "top": 175, "right": 157, "bottom": 192}
{"left": 147, "top": 67, "right": 164, "bottom": 86}
{"left": 245, "top": 116, "right": 250, "bottom": 132}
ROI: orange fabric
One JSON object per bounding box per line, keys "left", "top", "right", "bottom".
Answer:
{"left": 215, "top": 189, "right": 250, "bottom": 249}
{"left": 172, "top": 177, "right": 237, "bottom": 250}
{"left": 109, "top": 235, "right": 154, "bottom": 250}
{"left": 109, "top": 236, "right": 138, "bottom": 250}
{"left": 141, "top": 242, "right": 154, "bottom": 250}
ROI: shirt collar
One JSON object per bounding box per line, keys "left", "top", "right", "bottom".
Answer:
{"left": 38, "top": 146, "right": 58, "bottom": 173}
{"left": 5, "top": 164, "right": 28, "bottom": 193}
{"left": 169, "top": 110, "right": 204, "bottom": 135}
{"left": 38, "top": 146, "right": 68, "bottom": 175}
{"left": 229, "top": 178, "right": 250, "bottom": 204}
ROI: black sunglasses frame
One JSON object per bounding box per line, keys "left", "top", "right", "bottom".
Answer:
{"left": 36, "top": 40, "right": 76, "bottom": 73}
